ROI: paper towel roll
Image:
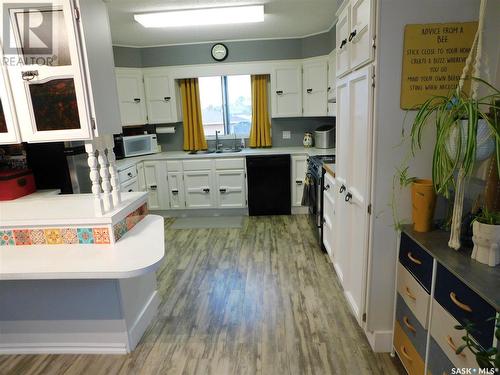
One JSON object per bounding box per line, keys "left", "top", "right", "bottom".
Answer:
{"left": 156, "top": 126, "right": 175, "bottom": 134}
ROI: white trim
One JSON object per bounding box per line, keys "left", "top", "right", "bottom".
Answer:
{"left": 127, "top": 291, "right": 160, "bottom": 350}
{"left": 112, "top": 25, "right": 336, "bottom": 49}
{"left": 364, "top": 329, "right": 393, "bottom": 353}
{"left": 0, "top": 342, "right": 128, "bottom": 355}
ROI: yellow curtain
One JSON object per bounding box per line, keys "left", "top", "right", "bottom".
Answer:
{"left": 180, "top": 78, "right": 208, "bottom": 151}
{"left": 249, "top": 75, "right": 272, "bottom": 148}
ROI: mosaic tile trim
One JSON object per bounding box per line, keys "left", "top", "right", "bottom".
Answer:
{"left": 113, "top": 203, "right": 148, "bottom": 242}
{"left": 0, "top": 227, "right": 111, "bottom": 246}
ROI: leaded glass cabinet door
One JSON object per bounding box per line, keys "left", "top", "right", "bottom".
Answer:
{"left": 0, "top": 43, "right": 20, "bottom": 145}
{"left": 4, "top": 0, "right": 92, "bottom": 142}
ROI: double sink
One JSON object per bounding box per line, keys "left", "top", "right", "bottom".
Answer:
{"left": 187, "top": 148, "right": 242, "bottom": 155}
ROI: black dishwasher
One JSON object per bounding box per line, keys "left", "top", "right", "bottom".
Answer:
{"left": 246, "top": 154, "right": 291, "bottom": 216}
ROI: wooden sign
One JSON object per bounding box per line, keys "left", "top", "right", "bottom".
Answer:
{"left": 400, "top": 22, "right": 478, "bottom": 109}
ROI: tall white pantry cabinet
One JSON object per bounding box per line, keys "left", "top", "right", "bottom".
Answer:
{"left": 0, "top": 0, "right": 121, "bottom": 145}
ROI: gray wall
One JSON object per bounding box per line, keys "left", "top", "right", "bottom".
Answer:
{"left": 114, "top": 27, "right": 335, "bottom": 68}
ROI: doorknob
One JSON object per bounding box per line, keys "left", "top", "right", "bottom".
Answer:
{"left": 339, "top": 184, "right": 346, "bottom": 193}
{"left": 345, "top": 192, "right": 352, "bottom": 202}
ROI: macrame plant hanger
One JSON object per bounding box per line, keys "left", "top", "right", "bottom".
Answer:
{"left": 448, "top": 0, "right": 487, "bottom": 250}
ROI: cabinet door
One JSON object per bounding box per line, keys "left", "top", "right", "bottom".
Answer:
{"left": 336, "top": 4, "right": 351, "bottom": 77}
{"left": 215, "top": 170, "right": 246, "bottom": 208}
{"left": 271, "top": 64, "right": 302, "bottom": 117}
{"left": 184, "top": 171, "right": 215, "bottom": 209}
{"left": 115, "top": 69, "right": 147, "bottom": 126}
{"left": 323, "top": 173, "right": 336, "bottom": 260}
{"left": 143, "top": 161, "right": 167, "bottom": 210}
{"left": 136, "top": 162, "right": 146, "bottom": 191}
{"left": 144, "top": 73, "right": 179, "bottom": 124}
{"left": 4, "top": 0, "right": 92, "bottom": 142}
{"left": 349, "top": 0, "right": 375, "bottom": 70}
{"left": 291, "top": 155, "right": 307, "bottom": 206}
{"left": 302, "top": 60, "right": 328, "bottom": 117}
{"left": 0, "top": 46, "right": 20, "bottom": 145}
{"left": 327, "top": 51, "right": 336, "bottom": 101}
{"left": 167, "top": 171, "right": 185, "bottom": 209}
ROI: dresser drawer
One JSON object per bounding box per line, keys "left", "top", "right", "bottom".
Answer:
{"left": 394, "top": 322, "right": 425, "bottom": 375}
{"left": 435, "top": 263, "right": 496, "bottom": 349}
{"left": 397, "top": 262, "right": 430, "bottom": 329}
{"left": 395, "top": 295, "right": 427, "bottom": 358}
{"left": 118, "top": 165, "right": 137, "bottom": 184}
{"left": 431, "top": 300, "right": 478, "bottom": 369}
{"left": 399, "top": 233, "right": 433, "bottom": 292}
{"left": 427, "top": 336, "right": 455, "bottom": 375}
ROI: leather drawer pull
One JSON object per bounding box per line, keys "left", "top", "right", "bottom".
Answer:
{"left": 403, "top": 316, "right": 416, "bottom": 333}
{"left": 405, "top": 286, "right": 416, "bottom": 301}
{"left": 446, "top": 336, "right": 466, "bottom": 357}
{"left": 450, "top": 292, "right": 472, "bottom": 312}
{"left": 407, "top": 252, "right": 422, "bottom": 265}
{"left": 400, "top": 346, "right": 413, "bottom": 362}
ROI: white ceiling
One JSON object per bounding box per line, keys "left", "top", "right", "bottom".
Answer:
{"left": 106, "top": 0, "right": 337, "bottom": 47}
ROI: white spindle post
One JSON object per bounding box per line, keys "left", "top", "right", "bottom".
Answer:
{"left": 97, "top": 144, "right": 113, "bottom": 212}
{"left": 85, "top": 142, "right": 104, "bottom": 216}
{"left": 105, "top": 135, "right": 122, "bottom": 206}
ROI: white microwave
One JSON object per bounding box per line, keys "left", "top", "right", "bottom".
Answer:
{"left": 122, "top": 134, "right": 158, "bottom": 157}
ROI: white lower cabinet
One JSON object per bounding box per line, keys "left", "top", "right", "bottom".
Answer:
{"left": 291, "top": 155, "right": 308, "bottom": 206}
{"left": 167, "top": 172, "right": 185, "bottom": 209}
{"left": 137, "top": 162, "right": 146, "bottom": 191}
{"left": 143, "top": 161, "right": 168, "bottom": 210}
{"left": 216, "top": 170, "right": 246, "bottom": 208}
{"left": 322, "top": 172, "right": 336, "bottom": 260}
{"left": 183, "top": 171, "right": 215, "bottom": 209}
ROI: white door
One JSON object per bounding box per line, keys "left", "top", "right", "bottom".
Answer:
{"left": 271, "top": 64, "right": 302, "bottom": 117}
{"left": 343, "top": 66, "right": 374, "bottom": 325}
{"left": 143, "top": 161, "right": 167, "bottom": 210}
{"left": 216, "top": 170, "right": 246, "bottom": 208}
{"left": 167, "top": 171, "right": 185, "bottom": 209}
{"left": 115, "top": 69, "right": 147, "bottom": 126}
{"left": 144, "top": 73, "right": 179, "bottom": 124}
{"left": 302, "top": 60, "right": 328, "bottom": 116}
{"left": 184, "top": 171, "right": 215, "bottom": 209}
{"left": 291, "top": 155, "right": 308, "bottom": 206}
{"left": 332, "top": 75, "right": 349, "bottom": 285}
{"left": 336, "top": 4, "right": 351, "bottom": 77}
{"left": 349, "top": 0, "right": 375, "bottom": 70}
{"left": 0, "top": 45, "right": 20, "bottom": 145}
{"left": 4, "top": 0, "right": 92, "bottom": 142}
{"left": 327, "top": 51, "right": 336, "bottom": 101}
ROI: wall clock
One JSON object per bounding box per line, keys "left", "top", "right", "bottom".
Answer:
{"left": 211, "top": 43, "right": 228, "bottom": 62}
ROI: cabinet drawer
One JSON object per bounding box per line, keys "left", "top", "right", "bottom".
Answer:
{"left": 120, "top": 177, "right": 139, "bottom": 192}
{"left": 166, "top": 160, "right": 182, "bottom": 172}
{"left": 215, "top": 158, "right": 245, "bottom": 170}
{"left": 397, "top": 263, "right": 430, "bottom": 329}
{"left": 395, "top": 295, "right": 427, "bottom": 358}
{"left": 399, "top": 233, "right": 433, "bottom": 292}
{"left": 435, "top": 263, "right": 496, "bottom": 349}
{"left": 431, "top": 300, "right": 478, "bottom": 369}
{"left": 183, "top": 159, "right": 212, "bottom": 171}
{"left": 118, "top": 165, "right": 137, "bottom": 183}
{"left": 394, "top": 322, "right": 425, "bottom": 375}
{"left": 427, "top": 337, "right": 455, "bottom": 375}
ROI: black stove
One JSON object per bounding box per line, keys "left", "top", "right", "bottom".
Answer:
{"left": 308, "top": 155, "right": 335, "bottom": 178}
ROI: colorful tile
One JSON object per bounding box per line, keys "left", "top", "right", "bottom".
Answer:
{"left": 44, "top": 229, "right": 62, "bottom": 245}
{"left": 0, "top": 230, "right": 14, "bottom": 246}
{"left": 93, "top": 228, "right": 110, "bottom": 244}
{"left": 61, "top": 228, "right": 78, "bottom": 244}
{"left": 113, "top": 220, "right": 127, "bottom": 242}
{"left": 77, "top": 228, "right": 94, "bottom": 244}
{"left": 30, "top": 229, "right": 46, "bottom": 245}
{"left": 13, "top": 229, "right": 32, "bottom": 245}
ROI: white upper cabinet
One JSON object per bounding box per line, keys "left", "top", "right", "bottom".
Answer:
{"left": 1, "top": 0, "right": 121, "bottom": 143}
{"left": 271, "top": 64, "right": 302, "bottom": 118}
{"left": 327, "top": 51, "right": 336, "bottom": 101}
{"left": 302, "top": 59, "right": 328, "bottom": 116}
{"left": 115, "top": 68, "right": 147, "bottom": 126}
{"left": 143, "top": 70, "right": 181, "bottom": 124}
{"left": 336, "top": 0, "right": 375, "bottom": 77}
{"left": 0, "top": 45, "right": 20, "bottom": 145}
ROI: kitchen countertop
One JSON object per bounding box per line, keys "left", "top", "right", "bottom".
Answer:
{"left": 403, "top": 225, "right": 500, "bottom": 311}
{"left": 323, "top": 163, "right": 335, "bottom": 177}
{"left": 116, "top": 146, "right": 335, "bottom": 171}
{"left": 0, "top": 214, "right": 165, "bottom": 280}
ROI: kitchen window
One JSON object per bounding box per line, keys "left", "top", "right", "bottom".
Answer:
{"left": 198, "top": 75, "right": 252, "bottom": 137}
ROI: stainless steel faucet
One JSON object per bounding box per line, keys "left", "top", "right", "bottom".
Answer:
{"left": 215, "top": 130, "right": 221, "bottom": 152}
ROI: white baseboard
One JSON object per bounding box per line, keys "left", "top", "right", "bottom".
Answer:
{"left": 365, "top": 329, "right": 393, "bottom": 352}
{"left": 152, "top": 208, "right": 248, "bottom": 217}
{"left": 0, "top": 342, "right": 128, "bottom": 355}
{"left": 291, "top": 206, "right": 308, "bottom": 214}
{"left": 127, "top": 291, "right": 160, "bottom": 351}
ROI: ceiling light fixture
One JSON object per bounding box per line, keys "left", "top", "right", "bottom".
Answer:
{"left": 134, "top": 5, "right": 265, "bottom": 28}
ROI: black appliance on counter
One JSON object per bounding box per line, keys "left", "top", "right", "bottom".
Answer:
{"left": 246, "top": 154, "right": 291, "bottom": 216}
{"left": 304, "top": 154, "right": 335, "bottom": 251}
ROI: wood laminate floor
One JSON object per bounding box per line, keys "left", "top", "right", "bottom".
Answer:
{"left": 0, "top": 215, "right": 404, "bottom": 375}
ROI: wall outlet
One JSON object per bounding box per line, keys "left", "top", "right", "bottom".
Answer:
{"left": 282, "top": 130, "right": 291, "bottom": 139}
